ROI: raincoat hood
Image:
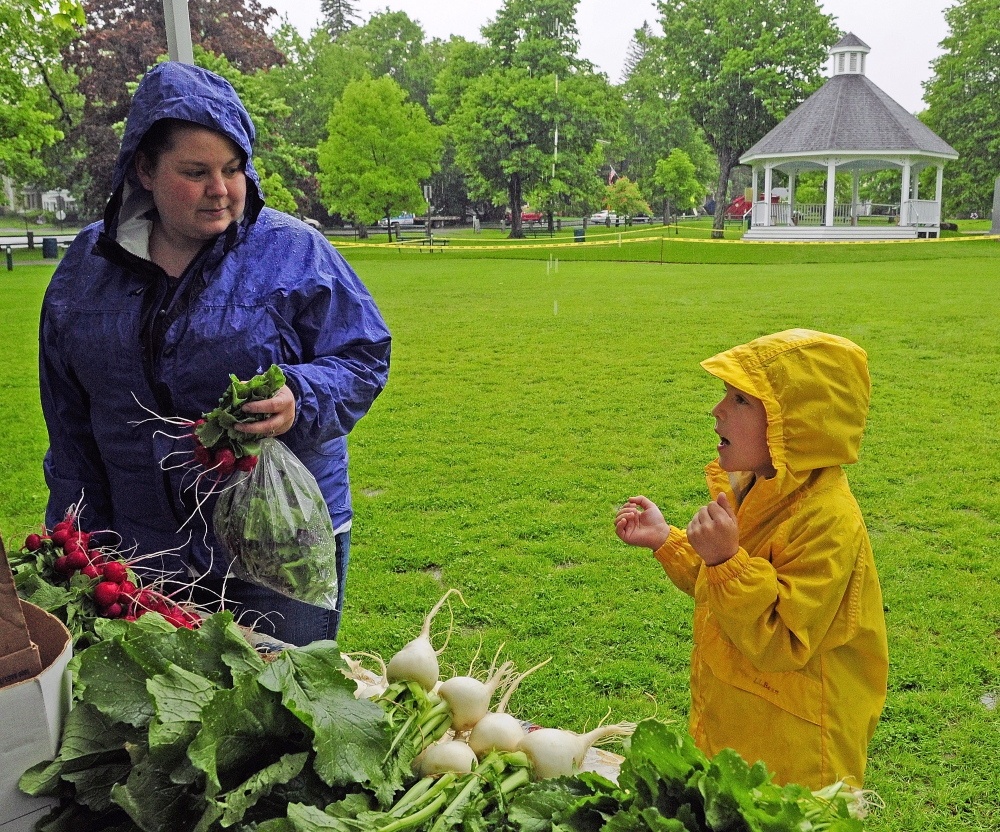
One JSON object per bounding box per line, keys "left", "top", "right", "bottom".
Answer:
{"left": 107, "top": 62, "right": 264, "bottom": 244}
{"left": 700, "top": 329, "right": 870, "bottom": 476}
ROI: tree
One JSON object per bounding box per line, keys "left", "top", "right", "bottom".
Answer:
{"left": 604, "top": 176, "right": 650, "bottom": 224}
{"left": 61, "top": 0, "right": 284, "bottom": 217}
{"left": 654, "top": 0, "right": 838, "bottom": 235}
{"left": 616, "top": 21, "right": 715, "bottom": 215}
{"left": 439, "top": 0, "right": 617, "bottom": 238}
{"left": 340, "top": 11, "right": 446, "bottom": 110}
{"left": 655, "top": 149, "right": 703, "bottom": 224}
{"left": 321, "top": 0, "right": 359, "bottom": 41}
{"left": 1, "top": 0, "right": 84, "bottom": 185}
{"left": 316, "top": 76, "right": 442, "bottom": 239}
{"left": 922, "top": 0, "right": 1000, "bottom": 216}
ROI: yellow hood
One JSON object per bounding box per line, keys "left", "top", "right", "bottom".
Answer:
{"left": 700, "top": 329, "right": 870, "bottom": 475}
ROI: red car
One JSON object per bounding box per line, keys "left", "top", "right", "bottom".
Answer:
{"left": 505, "top": 209, "right": 544, "bottom": 222}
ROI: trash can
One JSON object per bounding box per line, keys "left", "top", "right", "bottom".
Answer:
{"left": 573, "top": 228, "right": 585, "bottom": 243}
{"left": 42, "top": 237, "right": 58, "bottom": 259}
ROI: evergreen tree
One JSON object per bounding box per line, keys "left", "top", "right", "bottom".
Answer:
{"left": 620, "top": 21, "right": 652, "bottom": 82}
{"left": 320, "top": 0, "right": 359, "bottom": 41}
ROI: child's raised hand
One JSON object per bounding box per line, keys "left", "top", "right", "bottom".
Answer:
{"left": 615, "top": 496, "right": 671, "bottom": 551}
{"left": 686, "top": 492, "right": 739, "bottom": 565}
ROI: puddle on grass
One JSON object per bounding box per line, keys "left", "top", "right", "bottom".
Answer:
{"left": 980, "top": 692, "right": 997, "bottom": 711}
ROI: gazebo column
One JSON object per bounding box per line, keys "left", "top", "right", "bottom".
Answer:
{"left": 763, "top": 164, "right": 773, "bottom": 226}
{"left": 851, "top": 169, "right": 860, "bottom": 226}
{"left": 901, "top": 160, "right": 911, "bottom": 226}
{"left": 935, "top": 164, "right": 944, "bottom": 226}
{"left": 789, "top": 171, "right": 796, "bottom": 225}
{"left": 825, "top": 158, "right": 837, "bottom": 227}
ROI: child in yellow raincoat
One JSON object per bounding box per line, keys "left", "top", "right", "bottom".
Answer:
{"left": 615, "top": 329, "right": 888, "bottom": 789}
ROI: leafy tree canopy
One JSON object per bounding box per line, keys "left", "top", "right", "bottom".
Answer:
{"left": 922, "top": 0, "right": 1000, "bottom": 215}
{"left": 0, "top": 0, "right": 84, "bottom": 184}
{"left": 440, "top": 0, "right": 618, "bottom": 237}
{"left": 654, "top": 148, "right": 704, "bottom": 221}
{"left": 340, "top": 10, "right": 447, "bottom": 110}
{"left": 653, "top": 0, "right": 838, "bottom": 231}
{"left": 616, "top": 20, "right": 715, "bottom": 211}
{"left": 316, "top": 75, "right": 443, "bottom": 237}
{"left": 605, "top": 176, "right": 650, "bottom": 221}
{"left": 62, "top": 0, "right": 284, "bottom": 217}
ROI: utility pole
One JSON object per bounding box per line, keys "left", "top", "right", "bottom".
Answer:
{"left": 162, "top": 0, "right": 195, "bottom": 64}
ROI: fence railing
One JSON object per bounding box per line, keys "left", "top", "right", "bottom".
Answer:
{"left": 751, "top": 200, "right": 945, "bottom": 228}
{"left": 902, "top": 199, "right": 940, "bottom": 226}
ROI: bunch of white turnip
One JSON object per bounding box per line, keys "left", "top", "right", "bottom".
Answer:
{"left": 346, "top": 589, "right": 635, "bottom": 782}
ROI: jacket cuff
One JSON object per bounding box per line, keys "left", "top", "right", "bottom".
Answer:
{"left": 653, "top": 524, "right": 686, "bottom": 565}
{"left": 705, "top": 549, "right": 751, "bottom": 584}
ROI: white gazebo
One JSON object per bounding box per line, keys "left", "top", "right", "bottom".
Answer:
{"left": 740, "top": 34, "right": 958, "bottom": 241}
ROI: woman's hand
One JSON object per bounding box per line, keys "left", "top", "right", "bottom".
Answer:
{"left": 686, "top": 492, "right": 739, "bottom": 565}
{"left": 615, "top": 496, "right": 671, "bottom": 551}
{"left": 236, "top": 384, "right": 296, "bottom": 438}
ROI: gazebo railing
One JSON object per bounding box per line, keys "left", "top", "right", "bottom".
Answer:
{"left": 752, "top": 201, "right": 940, "bottom": 227}
{"left": 902, "top": 199, "right": 940, "bottom": 226}
{"left": 754, "top": 202, "right": 854, "bottom": 226}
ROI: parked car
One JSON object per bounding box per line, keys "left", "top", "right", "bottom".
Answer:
{"left": 589, "top": 210, "right": 618, "bottom": 224}
{"left": 505, "top": 209, "right": 544, "bottom": 222}
{"left": 378, "top": 212, "right": 416, "bottom": 227}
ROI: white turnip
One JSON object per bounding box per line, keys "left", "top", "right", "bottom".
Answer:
{"left": 413, "top": 739, "right": 478, "bottom": 776}
{"left": 386, "top": 588, "right": 463, "bottom": 691}
{"left": 437, "top": 660, "right": 514, "bottom": 733}
{"left": 467, "top": 657, "right": 551, "bottom": 758}
{"left": 517, "top": 722, "right": 636, "bottom": 780}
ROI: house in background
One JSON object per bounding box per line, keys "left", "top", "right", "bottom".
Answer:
{"left": 740, "top": 34, "right": 958, "bottom": 241}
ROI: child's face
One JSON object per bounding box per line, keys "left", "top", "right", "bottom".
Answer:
{"left": 711, "top": 383, "right": 776, "bottom": 478}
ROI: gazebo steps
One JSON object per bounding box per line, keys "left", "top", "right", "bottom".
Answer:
{"left": 742, "top": 225, "right": 932, "bottom": 242}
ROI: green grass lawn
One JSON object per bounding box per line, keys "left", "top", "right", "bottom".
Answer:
{"left": 1, "top": 247, "right": 998, "bottom": 831}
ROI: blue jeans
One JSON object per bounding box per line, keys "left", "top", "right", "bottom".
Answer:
{"left": 194, "top": 531, "right": 350, "bottom": 647}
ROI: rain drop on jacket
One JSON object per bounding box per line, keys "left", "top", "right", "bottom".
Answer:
{"left": 38, "top": 62, "right": 391, "bottom": 577}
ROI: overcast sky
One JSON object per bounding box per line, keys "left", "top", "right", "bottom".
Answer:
{"left": 263, "top": 0, "right": 951, "bottom": 114}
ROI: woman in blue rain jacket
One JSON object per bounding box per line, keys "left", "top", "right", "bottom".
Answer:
{"left": 38, "top": 62, "right": 391, "bottom": 644}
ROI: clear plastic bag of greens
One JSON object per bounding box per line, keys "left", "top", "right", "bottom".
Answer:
{"left": 212, "top": 437, "right": 338, "bottom": 609}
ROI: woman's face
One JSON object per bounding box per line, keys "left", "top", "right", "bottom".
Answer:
{"left": 135, "top": 124, "right": 247, "bottom": 251}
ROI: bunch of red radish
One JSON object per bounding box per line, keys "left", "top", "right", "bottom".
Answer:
{"left": 190, "top": 418, "right": 257, "bottom": 479}
{"left": 22, "top": 517, "right": 200, "bottom": 629}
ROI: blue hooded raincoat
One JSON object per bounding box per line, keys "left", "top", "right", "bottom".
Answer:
{"left": 39, "top": 62, "right": 391, "bottom": 577}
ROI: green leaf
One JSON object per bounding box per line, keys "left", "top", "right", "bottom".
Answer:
{"left": 187, "top": 675, "right": 305, "bottom": 800}
{"left": 76, "top": 639, "right": 157, "bottom": 728}
{"left": 148, "top": 663, "right": 218, "bottom": 724}
{"left": 110, "top": 744, "right": 203, "bottom": 832}
{"left": 285, "top": 802, "right": 358, "bottom": 831}
{"left": 216, "top": 751, "right": 310, "bottom": 826}
{"left": 256, "top": 643, "right": 392, "bottom": 792}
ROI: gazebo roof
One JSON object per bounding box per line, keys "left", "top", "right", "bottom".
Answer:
{"left": 831, "top": 33, "right": 869, "bottom": 50}
{"left": 741, "top": 66, "right": 957, "bottom": 163}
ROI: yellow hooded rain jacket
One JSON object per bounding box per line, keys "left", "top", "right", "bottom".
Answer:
{"left": 654, "top": 329, "right": 888, "bottom": 789}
